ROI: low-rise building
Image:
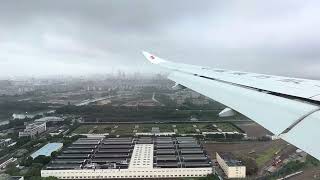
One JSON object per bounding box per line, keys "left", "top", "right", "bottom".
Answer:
{"left": 31, "top": 143, "right": 63, "bottom": 159}
{"left": 12, "top": 113, "right": 36, "bottom": 119}
{"left": 216, "top": 152, "right": 246, "bottom": 179}
{"left": 34, "top": 116, "right": 63, "bottom": 123}
{"left": 0, "top": 138, "right": 13, "bottom": 148}
{"left": 9, "top": 176, "right": 24, "bottom": 180}
{"left": 0, "top": 157, "right": 17, "bottom": 169}
{"left": 19, "top": 122, "right": 46, "bottom": 138}
{"left": 135, "top": 132, "right": 176, "bottom": 136}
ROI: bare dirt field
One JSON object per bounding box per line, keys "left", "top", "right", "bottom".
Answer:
{"left": 204, "top": 140, "right": 289, "bottom": 166}
{"left": 204, "top": 140, "right": 283, "bottom": 157}
{"left": 235, "top": 122, "right": 272, "bottom": 137}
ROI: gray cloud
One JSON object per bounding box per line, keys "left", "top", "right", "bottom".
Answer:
{"left": 0, "top": 0, "right": 319, "bottom": 79}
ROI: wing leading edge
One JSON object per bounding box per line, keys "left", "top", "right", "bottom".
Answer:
{"left": 143, "top": 51, "right": 320, "bottom": 160}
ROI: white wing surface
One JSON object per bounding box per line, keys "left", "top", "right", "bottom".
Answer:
{"left": 143, "top": 51, "right": 320, "bottom": 160}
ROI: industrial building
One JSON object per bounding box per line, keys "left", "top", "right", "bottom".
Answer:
{"left": 216, "top": 152, "right": 246, "bottom": 179}
{"left": 0, "top": 157, "right": 17, "bottom": 169}
{"left": 34, "top": 116, "right": 64, "bottom": 123}
{"left": 19, "top": 122, "right": 46, "bottom": 138}
{"left": 42, "top": 136, "right": 213, "bottom": 179}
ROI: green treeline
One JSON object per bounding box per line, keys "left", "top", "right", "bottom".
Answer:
{"left": 0, "top": 100, "right": 50, "bottom": 119}
{"left": 56, "top": 105, "right": 220, "bottom": 122}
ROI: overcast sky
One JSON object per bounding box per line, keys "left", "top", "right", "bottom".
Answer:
{"left": 1, "top": 1, "right": 320, "bottom": 79}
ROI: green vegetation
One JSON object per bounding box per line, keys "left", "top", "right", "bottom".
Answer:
{"left": 266, "top": 156, "right": 319, "bottom": 179}
{"left": 0, "top": 100, "right": 51, "bottom": 120}
{"left": 180, "top": 97, "right": 226, "bottom": 110}
{"left": 0, "top": 115, "right": 42, "bottom": 131}
{"left": 72, "top": 125, "right": 106, "bottom": 134}
{"left": 0, "top": 136, "right": 32, "bottom": 158}
{"left": 72, "top": 125, "right": 96, "bottom": 134}
{"left": 274, "top": 160, "right": 305, "bottom": 177}
{"left": 305, "top": 155, "right": 320, "bottom": 167}
{"left": 155, "top": 93, "right": 177, "bottom": 107}
{"left": 5, "top": 135, "right": 86, "bottom": 180}
{"left": 198, "top": 174, "right": 220, "bottom": 180}
{"left": 5, "top": 162, "right": 20, "bottom": 176}
{"left": 61, "top": 135, "right": 87, "bottom": 146}
{"left": 239, "top": 156, "right": 259, "bottom": 176}
{"left": 176, "top": 124, "right": 197, "bottom": 134}
{"left": 111, "top": 124, "right": 134, "bottom": 135}
{"left": 55, "top": 104, "right": 223, "bottom": 122}
{"left": 216, "top": 123, "right": 239, "bottom": 132}
{"left": 196, "top": 123, "right": 239, "bottom": 132}
{"left": 6, "top": 155, "right": 53, "bottom": 179}
{"left": 137, "top": 124, "right": 174, "bottom": 133}
{"left": 255, "top": 144, "right": 285, "bottom": 167}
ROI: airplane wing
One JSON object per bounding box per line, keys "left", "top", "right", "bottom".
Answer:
{"left": 143, "top": 51, "right": 320, "bottom": 160}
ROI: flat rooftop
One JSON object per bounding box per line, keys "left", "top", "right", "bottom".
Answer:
{"left": 218, "top": 152, "right": 244, "bottom": 166}
{"left": 44, "top": 136, "right": 212, "bottom": 170}
{"left": 31, "top": 143, "right": 63, "bottom": 159}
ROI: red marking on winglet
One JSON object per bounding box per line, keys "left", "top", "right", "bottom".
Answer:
{"left": 150, "top": 55, "right": 155, "bottom": 59}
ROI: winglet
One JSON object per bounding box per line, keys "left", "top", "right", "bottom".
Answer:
{"left": 142, "top": 51, "right": 166, "bottom": 64}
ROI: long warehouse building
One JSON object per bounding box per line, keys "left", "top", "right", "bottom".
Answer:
{"left": 41, "top": 137, "right": 214, "bottom": 179}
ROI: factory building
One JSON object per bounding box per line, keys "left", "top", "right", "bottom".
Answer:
{"left": 31, "top": 143, "right": 63, "bottom": 159}
{"left": 216, "top": 152, "right": 246, "bottom": 179}
{"left": 19, "top": 122, "right": 46, "bottom": 138}
{"left": 34, "top": 116, "right": 63, "bottom": 123}
{"left": 41, "top": 137, "right": 213, "bottom": 179}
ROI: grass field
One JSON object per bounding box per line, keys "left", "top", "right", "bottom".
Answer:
{"left": 72, "top": 122, "right": 243, "bottom": 136}
{"left": 255, "top": 142, "right": 287, "bottom": 167}
{"left": 72, "top": 125, "right": 96, "bottom": 134}
{"left": 110, "top": 124, "right": 134, "bottom": 136}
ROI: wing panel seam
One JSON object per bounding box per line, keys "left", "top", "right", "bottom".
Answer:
{"left": 195, "top": 74, "right": 320, "bottom": 105}
{"left": 280, "top": 108, "right": 320, "bottom": 135}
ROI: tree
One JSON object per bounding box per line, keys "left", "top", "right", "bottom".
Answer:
{"left": 25, "top": 166, "right": 42, "bottom": 177}
{"left": 20, "top": 156, "right": 33, "bottom": 167}
{"left": 51, "top": 151, "right": 59, "bottom": 158}
{"left": 5, "top": 162, "right": 20, "bottom": 176}
{"left": 63, "top": 134, "right": 86, "bottom": 146}
{"left": 43, "top": 177, "right": 59, "bottom": 180}
{"left": 33, "top": 155, "right": 52, "bottom": 165}
{"left": 0, "top": 174, "right": 11, "bottom": 180}
{"left": 240, "top": 157, "right": 258, "bottom": 176}
{"left": 306, "top": 155, "right": 320, "bottom": 166}
{"left": 63, "top": 117, "right": 72, "bottom": 125}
